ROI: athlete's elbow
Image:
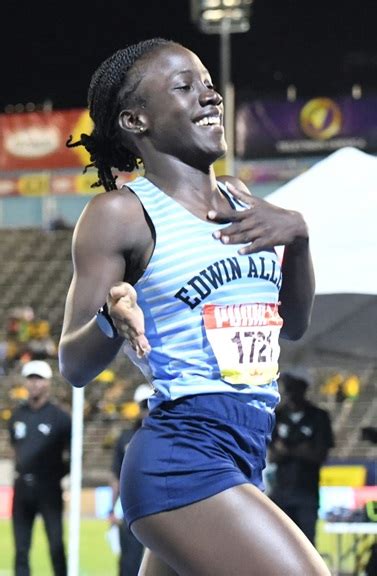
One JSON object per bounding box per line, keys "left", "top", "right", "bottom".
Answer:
{"left": 59, "top": 360, "right": 87, "bottom": 388}
{"left": 281, "top": 317, "right": 310, "bottom": 341}
{"left": 280, "top": 301, "right": 313, "bottom": 340}
{"left": 58, "top": 349, "right": 89, "bottom": 388}
{"left": 282, "top": 328, "right": 306, "bottom": 341}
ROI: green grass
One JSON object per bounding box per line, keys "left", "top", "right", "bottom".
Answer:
{"left": 0, "top": 518, "right": 118, "bottom": 576}
{"left": 0, "top": 517, "right": 371, "bottom": 575}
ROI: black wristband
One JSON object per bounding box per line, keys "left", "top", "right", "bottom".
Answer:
{"left": 96, "top": 303, "right": 118, "bottom": 339}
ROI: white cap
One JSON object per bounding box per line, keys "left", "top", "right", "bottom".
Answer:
{"left": 133, "top": 383, "right": 153, "bottom": 404}
{"left": 22, "top": 360, "right": 53, "bottom": 380}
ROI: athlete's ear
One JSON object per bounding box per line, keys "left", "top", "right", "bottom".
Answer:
{"left": 119, "top": 109, "right": 148, "bottom": 135}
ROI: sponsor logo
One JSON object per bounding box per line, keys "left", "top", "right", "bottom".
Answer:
{"left": 38, "top": 423, "right": 51, "bottom": 435}
{"left": 4, "top": 126, "right": 60, "bottom": 158}
{"left": 14, "top": 421, "right": 27, "bottom": 439}
{"left": 300, "top": 98, "right": 342, "bottom": 140}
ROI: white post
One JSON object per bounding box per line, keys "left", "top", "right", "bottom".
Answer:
{"left": 42, "top": 195, "right": 58, "bottom": 229}
{"left": 225, "top": 83, "right": 235, "bottom": 176}
{"left": 68, "top": 386, "right": 85, "bottom": 576}
{"left": 220, "top": 18, "right": 235, "bottom": 176}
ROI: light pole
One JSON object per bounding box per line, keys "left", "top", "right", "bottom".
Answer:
{"left": 190, "top": 0, "right": 253, "bottom": 175}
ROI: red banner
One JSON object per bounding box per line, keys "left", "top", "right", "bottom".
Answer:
{"left": 0, "top": 109, "right": 93, "bottom": 171}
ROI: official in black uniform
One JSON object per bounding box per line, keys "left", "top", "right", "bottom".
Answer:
{"left": 8, "top": 360, "right": 71, "bottom": 576}
{"left": 268, "top": 370, "right": 335, "bottom": 546}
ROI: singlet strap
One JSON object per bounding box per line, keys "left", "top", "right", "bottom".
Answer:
{"left": 217, "top": 181, "right": 249, "bottom": 211}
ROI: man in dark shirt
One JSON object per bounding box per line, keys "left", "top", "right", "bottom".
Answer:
{"left": 268, "top": 370, "right": 334, "bottom": 546}
{"left": 8, "top": 360, "right": 71, "bottom": 576}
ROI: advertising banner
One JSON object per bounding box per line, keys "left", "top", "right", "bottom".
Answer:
{"left": 0, "top": 109, "right": 93, "bottom": 171}
{"left": 236, "top": 94, "right": 377, "bottom": 159}
{"left": 0, "top": 170, "right": 138, "bottom": 197}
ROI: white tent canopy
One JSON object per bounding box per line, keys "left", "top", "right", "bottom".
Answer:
{"left": 266, "top": 147, "right": 377, "bottom": 367}
{"left": 266, "top": 147, "right": 377, "bottom": 296}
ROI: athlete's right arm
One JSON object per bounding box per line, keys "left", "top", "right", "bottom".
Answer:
{"left": 58, "top": 188, "right": 150, "bottom": 388}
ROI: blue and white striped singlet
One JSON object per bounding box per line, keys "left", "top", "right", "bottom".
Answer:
{"left": 124, "top": 176, "right": 282, "bottom": 413}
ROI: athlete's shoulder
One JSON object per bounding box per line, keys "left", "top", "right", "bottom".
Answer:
{"left": 82, "top": 184, "right": 143, "bottom": 220}
{"left": 72, "top": 183, "right": 148, "bottom": 249}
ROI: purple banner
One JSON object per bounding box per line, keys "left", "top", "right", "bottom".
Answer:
{"left": 236, "top": 94, "right": 377, "bottom": 158}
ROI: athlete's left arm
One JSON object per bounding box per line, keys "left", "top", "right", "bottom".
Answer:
{"left": 278, "top": 235, "right": 315, "bottom": 340}
{"left": 211, "top": 176, "right": 315, "bottom": 340}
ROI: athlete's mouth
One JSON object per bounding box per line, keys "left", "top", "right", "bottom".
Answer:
{"left": 194, "top": 115, "right": 222, "bottom": 127}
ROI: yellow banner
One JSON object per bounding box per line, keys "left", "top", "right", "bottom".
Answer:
{"left": 17, "top": 173, "right": 50, "bottom": 196}
{"left": 320, "top": 465, "right": 367, "bottom": 487}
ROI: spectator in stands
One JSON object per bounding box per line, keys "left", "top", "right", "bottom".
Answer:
{"left": 23, "top": 319, "right": 57, "bottom": 361}
{"left": 1, "top": 307, "right": 35, "bottom": 372}
{"left": 8, "top": 360, "right": 71, "bottom": 576}
{"left": 109, "top": 384, "right": 152, "bottom": 576}
{"left": 1, "top": 307, "right": 57, "bottom": 374}
{"left": 47, "top": 216, "right": 72, "bottom": 231}
{"left": 0, "top": 340, "right": 7, "bottom": 375}
{"left": 268, "top": 369, "right": 335, "bottom": 546}
{"left": 362, "top": 426, "right": 377, "bottom": 444}
{"left": 7, "top": 307, "right": 35, "bottom": 344}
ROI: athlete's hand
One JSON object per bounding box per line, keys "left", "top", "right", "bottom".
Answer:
{"left": 207, "top": 181, "right": 308, "bottom": 255}
{"left": 107, "top": 282, "right": 151, "bottom": 357}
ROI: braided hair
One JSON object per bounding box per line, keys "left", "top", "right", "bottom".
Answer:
{"left": 67, "top": 38, "right": 174, "bottom": 191}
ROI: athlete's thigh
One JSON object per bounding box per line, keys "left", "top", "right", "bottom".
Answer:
{"left": 138, "top": 548, "right": 179, "bottom": 576}
{"left": 132, "top": 483, "right": 330, "bottom": 576}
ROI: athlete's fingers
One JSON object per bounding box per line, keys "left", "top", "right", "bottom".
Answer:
{"left": 113, "top": 315, "right": 151, "bottom": 357}
{"left": 237, "top": 239, "right": 274, "bottom": 256}
{"left": 107, "top": 282, "right": 151, "bottom": 356}
{"left": 211, "top": 213, "right": 260, "bottom": 245}
{"left": 134, "top": 335, "right": 151, "bottom": 358}
{"left": 207, "top": 209, "right": 241, "bottom": 224}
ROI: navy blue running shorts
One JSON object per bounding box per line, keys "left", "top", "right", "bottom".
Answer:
{"left": 120, "top": 392, "right": 275, "bottom": 528}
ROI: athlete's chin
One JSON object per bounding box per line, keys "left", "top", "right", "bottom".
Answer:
{"left": 212, "top": 149, "right": 228, "bottom": 166}
{"left": 205, "top": 142, "right": 228, "bottom": 164}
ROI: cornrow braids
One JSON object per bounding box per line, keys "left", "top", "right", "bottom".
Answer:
{"left": 67, "top": 38, "right": 174, "bottom": 191}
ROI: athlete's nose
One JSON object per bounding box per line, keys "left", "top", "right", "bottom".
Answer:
{"left": 199, "top": 87, "right": 223, "bottom": 107}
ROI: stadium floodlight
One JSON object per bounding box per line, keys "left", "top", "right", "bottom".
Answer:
{"left": 190, "top": 0, "right": 253, "bottom": 34}
{"left": 190, "top": 0, "right": 253, "bottom": 175}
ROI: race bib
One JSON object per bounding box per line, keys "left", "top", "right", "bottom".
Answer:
{"left": 203, "top": 303, "right": 283, "bottom": 386}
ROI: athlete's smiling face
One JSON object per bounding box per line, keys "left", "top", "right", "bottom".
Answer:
{"left": 121, "top": 44, "right": 227, "bottom": 168}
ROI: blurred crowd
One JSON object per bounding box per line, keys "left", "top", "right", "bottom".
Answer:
{"left": 0, "top": 306, "right": 148, "bottom": 434}
{"left": 0, "top": 306, "right": 57, "bottom": 374}
{"left": 320, "top": 372, "right": 360, "bottom": 403}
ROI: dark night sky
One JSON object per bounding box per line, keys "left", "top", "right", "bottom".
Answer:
{"left": 2, "top": 0, "right": 377, "bottom": 111}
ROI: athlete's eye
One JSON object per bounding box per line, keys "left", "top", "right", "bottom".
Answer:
{"left": 204, "top": 78, "right": 216, "bottom": 90}
{"left": 175, "top": 85, "right": 191, "bottom": 91}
